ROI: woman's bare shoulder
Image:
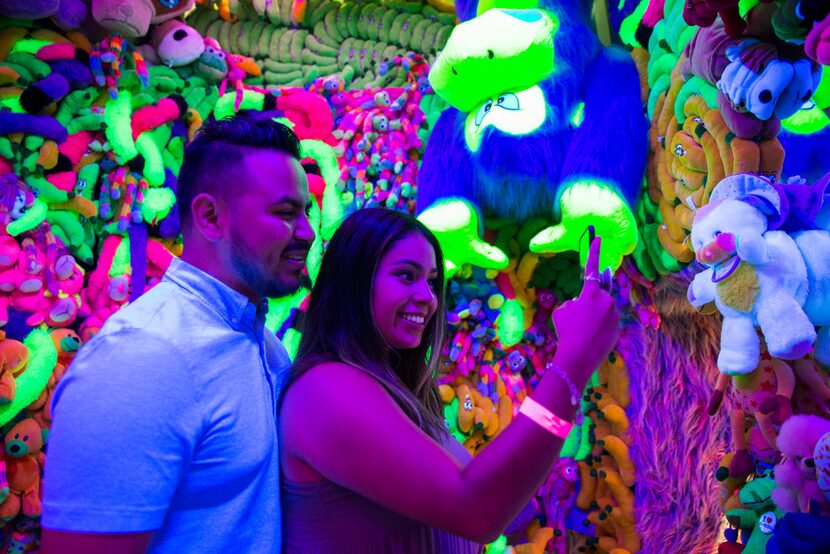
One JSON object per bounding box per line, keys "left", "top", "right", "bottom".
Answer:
{"left": 285, "top": 360, "right": 384, "bottom": 402}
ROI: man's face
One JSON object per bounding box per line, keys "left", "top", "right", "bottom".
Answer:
{"left": 224, "top": 149, "right": 314, "bottom": 300}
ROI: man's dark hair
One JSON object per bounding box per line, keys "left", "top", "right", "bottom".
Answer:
{"left": 176, "top": 113, "right": 302, "bottom": 225}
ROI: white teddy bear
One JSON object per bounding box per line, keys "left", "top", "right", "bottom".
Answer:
{"left": 687, "top": 174, "right": 830, "bottom": 374}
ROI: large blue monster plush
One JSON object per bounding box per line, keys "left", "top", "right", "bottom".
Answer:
{"left": 417, "top": 0, "right": 648, "bottom": 274}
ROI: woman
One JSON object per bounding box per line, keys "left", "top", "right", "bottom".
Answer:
{"left": 279, "top": 208, "right": 619, "bottom": 552}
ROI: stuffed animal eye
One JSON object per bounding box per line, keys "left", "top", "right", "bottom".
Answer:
{"left": 474, "top": 100, "right": 494, "bottom": 126}
{"left": 157, "top": 0, "right": 182, "bottom": 7}
{"left": 495, "top": 93, "right": 520, "bottom": 111}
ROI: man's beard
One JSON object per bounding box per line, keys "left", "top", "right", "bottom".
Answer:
{"left": 229, "top": 226, "right": 306, "bottom": 299}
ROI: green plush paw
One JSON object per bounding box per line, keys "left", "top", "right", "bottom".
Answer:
{"left": 529, "top": 180, "right": 638, "bottom": 271}
{"left": 417, "top": 198, "right": 508, "bottom": 278}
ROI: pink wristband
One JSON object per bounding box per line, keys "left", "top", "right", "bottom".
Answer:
{"left": 519, "top": 396, "right": 574, "bottom": 439}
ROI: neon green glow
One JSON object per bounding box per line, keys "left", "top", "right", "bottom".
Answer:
{"left": 273, "top": 117, "right": 295, "bottom": 130}
{"left": 619, "top": 0, "right": 650, "bottom": 48}
{"left": 417, "top": 199, "right": 508, "bottom": 277}
{"left": 529, "top": 180, "right": 638, "bottom": 271}
{"left": 476, "top": 0, "right": 539, "bottom": 16}
{"left": 738, "top": 0, "right": 760, "bottom": 17}
{"left": 814, "top": 66, "right": 830, "bottom": 111}
{"left": 571, "top": 101, "right": 585, "bottom": 128}
{"left": 781, "top": 67, "right": 830, "bottom": 134}
{"left": 463, "top": 85, "right": 547, "bottom": 152}
{"left": 0, "top": 96, "right": 24, "bottom": 113}
{"left": 0, "top": 329, "right": 57, "bottom": 427}
{"left": 141, "top": 187, "right": 177, "bottom": 224}
{"left": 484, "top": 535, "right": 509, "bottom": 554}
{"left": 497, "top": 298, "right": 525, "bottom": 347}
{"left": 110, "top": 238, "right": 131, "bottom": 277}
{"left": 10, "top": 38, "right": 53, "bottom": 55}
{"left": 266, "top": 287, "right": 310, "bottom": 360}
{"left": 781, "top": 102, "right": 830, "bottom": 135}
{"left": 429, "top": 8, "right": 559, "bottom": 113}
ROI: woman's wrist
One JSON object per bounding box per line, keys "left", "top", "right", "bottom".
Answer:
{"left": 550, "top": 352, "right": 592, "bottom": 392}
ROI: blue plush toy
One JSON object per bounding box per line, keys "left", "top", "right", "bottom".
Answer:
{"left": 417, "top": 0, "right": 648, "bottom": 274}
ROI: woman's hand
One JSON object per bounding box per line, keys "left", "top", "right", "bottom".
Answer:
{"left": 551, "top": 236, "right": 621, "bottom": 387}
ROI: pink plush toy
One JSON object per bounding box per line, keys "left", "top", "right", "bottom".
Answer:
{"left": 10, "top": 232, "right": 84, "bottom": 328}
{"left": 709, "top": 354, "right": 794, "bottom": 479}
{"left": 772, "top": 414, "right": 830, "bottom": 514}
{"left": 150, "top": 19, "right": 205, "bottom": 67}
{"left": 79, "top": 234, "right": 128, "bottom": 332}
{"left": 684, "top": 0, "right": 746, "bottom": 38}
{"left": 91, "top": 0, "right": 194, "bottom": 39}
{"left": 806, "top": 13, "right": 830, "bottom": 65}
{"left": 276, "top": 90, "right": 336, "bottom": 144}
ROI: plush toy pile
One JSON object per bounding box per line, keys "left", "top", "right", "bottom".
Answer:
{"left": 627, "top": 0, "right": 830, "bottom": 552}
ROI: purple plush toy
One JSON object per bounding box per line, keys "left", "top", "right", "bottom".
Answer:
{"left": 0, "top": 0, "right": 87, "bottom": 30}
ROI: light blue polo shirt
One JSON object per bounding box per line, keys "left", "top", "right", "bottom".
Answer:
{"left": 43, "top": 258, "right": 289, "bottom": 553}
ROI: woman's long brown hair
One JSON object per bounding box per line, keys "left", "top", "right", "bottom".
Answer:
{"left": 281, "top": 208, "right": 448, "bottom": 440}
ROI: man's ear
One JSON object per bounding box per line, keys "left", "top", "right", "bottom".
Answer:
{"left": 190, "top": 193, "right": 226, "bottom": 242}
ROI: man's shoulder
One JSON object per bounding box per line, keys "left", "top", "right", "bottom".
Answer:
{"left": 81, "top": 283, "right": 193, "bottom": 359}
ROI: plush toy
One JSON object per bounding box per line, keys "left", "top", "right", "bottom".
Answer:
{"left": 417, "top": 0, "right": 647, "bottom": 274}
{"left": 708, "top": 352, "right": 795, "bottom": 478}
{"left": 193, "top": 39, "right": 230, "bottom": 83}
{"left": 26, "top": 328, "right": 79, "bottom": 428}
{"left": 766, "top": 509, "right": 830, "bottom": 554}
{"left": 683, "top": 0, "right": 746, "bottom": 38}
{"left": 725, "top": 475, "right": 781, "bottom": 554}
{"left": 773, "top": 0, "right": 830, "bottom": 44}
{"left": 688, "top": 174, "right": 830, "bottom": 374}
{"left": 540, "top": 458, "right": 578, "bottom": 554}
{"left": 78, "top": 235, "right": 130, "bottom": 341}
{"left": 806, "top": 13, "right": 830, "bottom": 66}
{"left": 150, "top": 19, "right": 206, "bottom": 67}
{"left": 815, "top": 430, "right": 830, "bottom": 504}
{"left": 717, "top": 41, "right": 822, "bottom": 126}
{"left": 0, "top": 0, "right": 87, "bottom": 29}
{"left": 91, "top": 0, "right": 195, "bottom": 39}
{"left": 0, "top": 337, "right": 28, "bottom": 405}
{"left": 772, "top": 415, "right": 830, "bottom": 515}
{"left": 0, "top": 418, "right": 46, "bottom": 521}
{"left": 772, "top": 414, "right": 830, "bottom": 515}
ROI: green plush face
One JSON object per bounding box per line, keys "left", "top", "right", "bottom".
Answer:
{"left": 739, "top": 476, "right": 776, "bottom": 511}
{"left": 464, "top": 85, "right": 548, "bottom": 152}
{"left": 429, "top": 8, "right": 559, "bottom": 113}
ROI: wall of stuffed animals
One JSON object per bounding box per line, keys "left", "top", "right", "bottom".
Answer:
{"left": 0, "top": 0, "right": 829, "bottom": 551}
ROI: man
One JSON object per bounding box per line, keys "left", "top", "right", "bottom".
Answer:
{"left": 41, "top": 115, "right": 315, "bottom": 553}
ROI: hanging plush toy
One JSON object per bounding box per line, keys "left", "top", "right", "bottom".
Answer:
{"left": 417, "top": 0, "right": 647, "bottom": 274}
{"left": 90, "top": 0, "right": 194, "bottom": 39}
{"left": 688, "top": 174, "right": 830, "bottom": 374}
{"left": 772, "top": 414, "right": 830, "bottom": 515}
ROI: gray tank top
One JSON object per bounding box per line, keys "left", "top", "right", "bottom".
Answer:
{"left": 281, "top": 436, "right": 482, "bottom": 554}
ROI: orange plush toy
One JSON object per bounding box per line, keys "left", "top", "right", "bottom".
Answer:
{"left": 0, "top": 418, "right": 46, "bottom": 521}
{"left": 0, "top": 336, "right": 29, "bottom": 405}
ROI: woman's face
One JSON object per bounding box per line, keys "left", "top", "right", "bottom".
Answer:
{"left": 371, "top": 232, "right": 439, "bottom": 350}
